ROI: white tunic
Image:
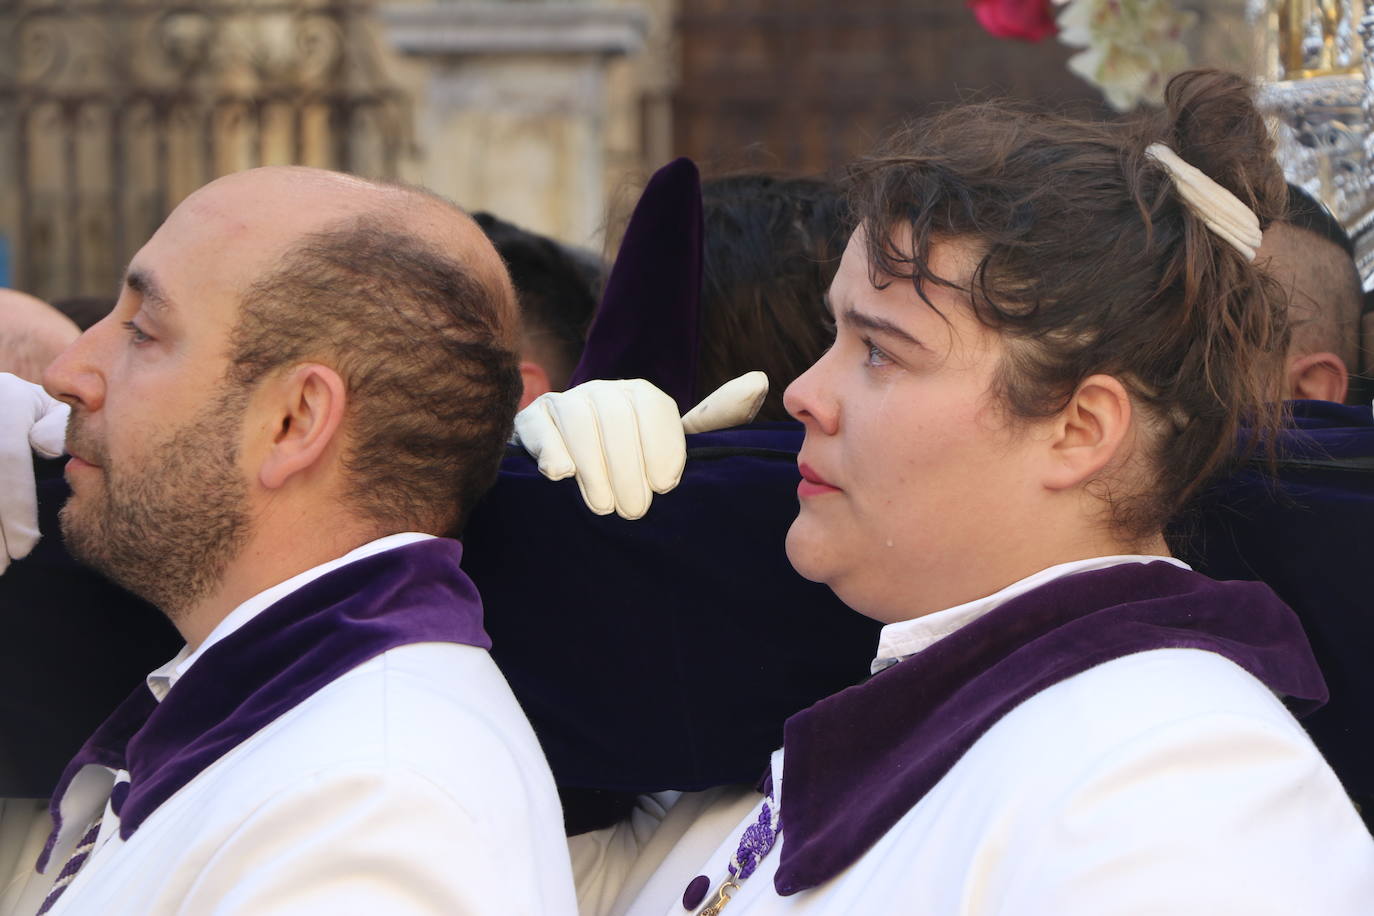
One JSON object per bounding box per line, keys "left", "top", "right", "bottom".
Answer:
{"left": 575, "top": 557, "right": 1374, "bottom": 915}
{"left": 0, "top": 800, "right": 49, "bottom": 915}
{"left": 38, "top": 534, "right": 577, "bottom": 915}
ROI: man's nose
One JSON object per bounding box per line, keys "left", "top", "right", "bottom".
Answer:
{"left": 43, "top": 323, "right": 107, "bottom": 412}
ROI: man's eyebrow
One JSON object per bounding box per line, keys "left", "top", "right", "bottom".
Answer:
{"left": 842, "top": 306, "right": 925, "bottom": 349}
{"left": 125, "top": 268, "right": 173, "bottom": 315}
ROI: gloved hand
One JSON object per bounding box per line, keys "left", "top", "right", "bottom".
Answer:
{"left": 514, "top": 371, "right": 769, "bottom": 519}
{"left": 0, "top": 373, "right": 69, "bottom": 573}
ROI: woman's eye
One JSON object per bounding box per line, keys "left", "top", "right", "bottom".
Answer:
{"left": 863, "top": 339, "right": 892, "bottom": 368}
{"left": 122, "top": 320, "right": 152, "bottom": 344}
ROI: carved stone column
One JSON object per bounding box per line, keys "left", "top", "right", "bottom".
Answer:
{"left": 381, "top": 1, "right": 649, "bottom": 249}
{"left": 0, "top": 0, "right": 407, "bottom": 299}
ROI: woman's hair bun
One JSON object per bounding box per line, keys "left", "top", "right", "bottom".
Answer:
{"left": 1154, "top": 69, "right": 1287, "bottom": 226}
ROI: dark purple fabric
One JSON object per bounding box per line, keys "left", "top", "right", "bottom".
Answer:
{"left": 466, "top": 424, "right": 880, "bottom": 804}
{"left": 1275, "top": 399, "right": 1374, "bottom": 454}
{"left": 567, "top": 157, "right": 703, "bottom": 412}
{"left": 0, "top": 460, "right": 179, "bottom": 798}
{"left": 37, "top": 818, "right": 102, "bottom": 915}
{"left": 774, "top": 561, "right": 1327, "bottom": 895}
{"left": 108, "top": 780, "right": 128, "bottom": 816}
{"left": 1177, "top": 399, "right": 1374, "bottom": 828}
{"left": 39, "top": 538, "right": 488, "bottom": 869}
{"left": 683, "top": 874, "right": 710, "bottom": 909}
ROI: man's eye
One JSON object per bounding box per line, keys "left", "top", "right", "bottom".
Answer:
{"left": 122, "top": 320, "right": 152, "bottom": 344}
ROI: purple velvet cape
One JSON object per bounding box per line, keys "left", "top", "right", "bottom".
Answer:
{"left": 38, "top": 538, "right": 489, "bottom": 871}
{"left": 1177, "top": 399, "right": 1374, "bottom": 821}
{"left": 470, "top": 426, "right": 877, "bottom": 799}
{"left": 567, "top": 157, "right": 702, "bottom": 412}
{"left": 773, "top": 561, "right": 1328, "bottom": 895}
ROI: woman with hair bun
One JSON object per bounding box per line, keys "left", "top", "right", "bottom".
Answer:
{"left": 557, "top": 70, "right": 1374, "bottom": 913}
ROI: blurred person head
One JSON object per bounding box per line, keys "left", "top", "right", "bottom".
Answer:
{"left": 473, "top": 212, "right": 600, "bottom": 407}
{"left": 699, "top": 175, "right": 853, "bottom": 421}
{"left": 44, "top": 167, "right": 521, "bottom": 645}
{"left": 1255, "top": 185, "right": 1364, "bottom": 403}
{"left": 51, "top": 295, "right": 118, "bottom": 332}
{"left": 0, "top": 288, "right": 81, "bottom": 384}
{"left": 784, "top": 70, "right": 1290, "bottom": 622}
{"left": 1363, "top": 296, "right": 1374, "bottom": 383}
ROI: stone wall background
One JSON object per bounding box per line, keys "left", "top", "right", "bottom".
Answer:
{"left": 10, "top": 1, "right": 1350, "bottom": 300}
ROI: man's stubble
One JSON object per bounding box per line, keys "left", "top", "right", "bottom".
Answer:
{"left": 60, "top": 384, "right": 254, "bottom": 623}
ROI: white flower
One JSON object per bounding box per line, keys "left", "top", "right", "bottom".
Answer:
{"left": 1056, "top": 0, "right": 1197, "bottom": 110}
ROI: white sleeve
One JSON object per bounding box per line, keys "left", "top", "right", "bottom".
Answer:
{"left": 569, "top": 792, "right": 681, "bottom": 916}
{"left": 180, "top": 767, "right": 574, "bottom": 916}
{"left": 0, "top": 799, "right": 54, "bottom": 916}
{"left": 990, "top": 711, "right": 1374, "bottom": 915}
{"left": 571, "top": 787, "right": 760, "bottom": 916}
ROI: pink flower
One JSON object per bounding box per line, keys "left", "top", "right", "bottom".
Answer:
{"left": 970, "top": 0, "right": 1058, "bottom": 42}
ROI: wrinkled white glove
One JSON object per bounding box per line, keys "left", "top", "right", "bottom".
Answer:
{"left": 0, "top": 373, "right": 69, "bottom": 573}
{"left": 514, "top": 371, "right": 769, "bottom": 520}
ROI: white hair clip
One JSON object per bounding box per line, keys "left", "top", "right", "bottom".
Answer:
{"left": 1145, "top": 143, "right": 1263, "bottom": 262}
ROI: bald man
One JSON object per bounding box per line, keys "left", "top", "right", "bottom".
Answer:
{"left": 17, "top": 168, "right": 574, "bottom": 914}
{"left": 0, "top": 291, "right": 79, "bottom": 386}
{"left": 1258, "top": 188, "right": 1366, "bottom": 404}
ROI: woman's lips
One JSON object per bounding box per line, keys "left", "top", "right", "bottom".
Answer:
{"left": 797, "top": 462, "right": 841, "bottom": 498}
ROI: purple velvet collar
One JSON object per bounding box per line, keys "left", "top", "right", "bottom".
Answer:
{"left": 774, "top": 561, "right": 1327, "bottom": 895}
{"left": 40, "top": 538, "right": 489, "bottom": 868}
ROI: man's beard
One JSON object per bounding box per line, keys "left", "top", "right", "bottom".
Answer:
{"left": 60, "top": 387, "right": 253, "bottom": 623}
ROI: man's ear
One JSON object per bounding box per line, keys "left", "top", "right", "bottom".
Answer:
{"left": 259, "top": 364, "right": 347, "bottom": 490}
{"left": 1042, "top": 374, "right": 1132, "bottom": 491}
{"left": 1287, "top": 351, "right": 1349, "bottom": 404}
{"left": 517, "top": 360, "right": 553, "bottom": 410}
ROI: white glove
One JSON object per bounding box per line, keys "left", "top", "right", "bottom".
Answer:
{"left": 0, "top": 373, "right": 69, "bottom": 573}
{"left": 514, "top": 371, "right": 769, "bottom": 520}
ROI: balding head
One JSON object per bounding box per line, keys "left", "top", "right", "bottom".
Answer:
{"left": 44, "top": 166, "right": 522, "bottom": 631}
{"left": 1257, "top": 221, "right": 1363, "bottom": 403}
{"left": 211, "top": 167, "right": 522, "bottom": 533}
{"left": 176, "top": 167, "right": 519, "bottom": 341}
{"left": 0, "top": 289, "right": 80, "bottom": 384}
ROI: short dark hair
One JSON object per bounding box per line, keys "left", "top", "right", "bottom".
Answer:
{"left": 1285, "top": 184, "right": 1354, "bottom": 257}
{"left": 850, "top": 69, "right": 1290, "bottom": 537}
{"left": 51, "top": 296, "right": 115, "bottom": 332}
{"left": 472, "top": 212, "right": 600, "bottom": 389}
{"left": 1270, "top": 185, "right": 1363, "bottom": 373}
{"left": 699, "top": 174, "right": 853, "bottom": 421}
{"left": 227, "top": 214, "right": 522, "bottom": 534}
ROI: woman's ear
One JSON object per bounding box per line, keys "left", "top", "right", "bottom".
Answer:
{"left": 258, "top": 364, "right": 348, "bottom": 490}
{"left": 1042, "top": 374, "right": 1132, "bottom": 491}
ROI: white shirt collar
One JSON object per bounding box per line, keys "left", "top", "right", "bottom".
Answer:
{"left": 145, "top": 532, "right": 435, "bottom": 701}
{"left": 870, "top": 555, "right": 1191, "bottom": 675}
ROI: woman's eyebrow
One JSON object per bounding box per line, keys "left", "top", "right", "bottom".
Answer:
{"left": 841, "top": 306, "right": 925, "bottom": 349}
